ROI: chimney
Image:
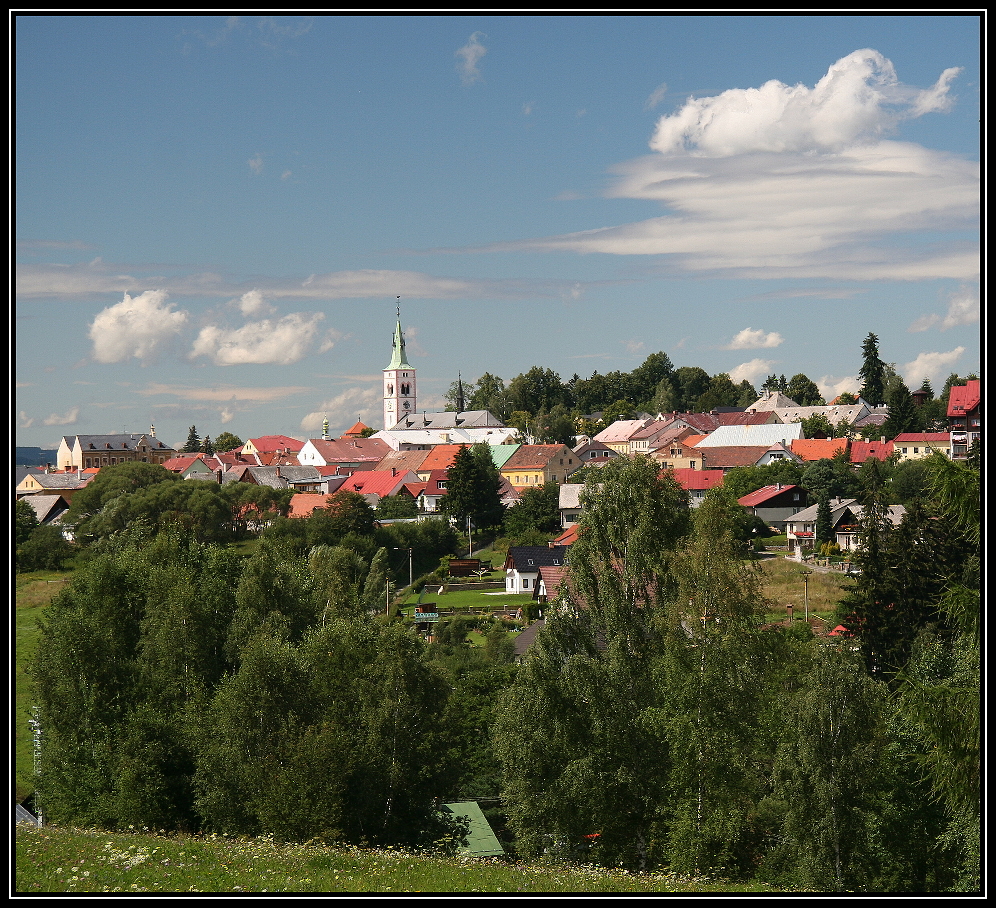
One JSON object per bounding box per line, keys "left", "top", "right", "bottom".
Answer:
{"left": 275, "top": 466, "right": 281, "bottom": 479}
{"left": 45, "top": 463, "right": 51, "bottom": 473}
{"left": 217, "top": 469, "right": 223, "bottom": 483}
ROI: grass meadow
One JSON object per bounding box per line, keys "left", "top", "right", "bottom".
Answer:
{"left": 15, "top": 824, "right": 794, "bottom": 894}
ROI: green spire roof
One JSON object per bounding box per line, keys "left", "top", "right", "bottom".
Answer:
{"left": 385, "top": 313, "right": 412, "bottom": 370}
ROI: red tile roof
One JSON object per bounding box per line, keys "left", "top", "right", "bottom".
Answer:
{"left": 246, "top": 435, "right": 304, "bottom": 453}
{"left": 419, "top": 444, "right": 467, "bottom": 472}
{"left": 947, "top": 379, "right": 980, "bottom": 416}
{"left": 288, "top": 493, "right": 338, "bottom": 518}
{"left": 790, "top": 438, "right": 849, "bottom": 462}
{"left": 892, "top": 432, "right": 951, "bottom": 444}
{"left": 849, "top": 440, "right": 893, "bottom": 463}
{"left": 738, "top": 484, "right": 799, "bottom": 507}
{"left": 668, "top": 468, "right": 725, "bottom": 491}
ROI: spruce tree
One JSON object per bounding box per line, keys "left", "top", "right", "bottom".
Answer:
{"left": 883, "top": 378, "right": 921, "bottom": 438}
{"left": 858, "top": 333, "right": 886, "bottom": 405}
{"left": 183, "top": 425, "right": 201, "bottom": 454}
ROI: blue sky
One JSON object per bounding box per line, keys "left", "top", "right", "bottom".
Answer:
{"left": 15, "top": 14, "right": 980, "bottom": 451}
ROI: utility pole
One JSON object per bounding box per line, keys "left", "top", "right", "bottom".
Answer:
{"left": 802, "top": 570, "right": 813, "bottom": 624}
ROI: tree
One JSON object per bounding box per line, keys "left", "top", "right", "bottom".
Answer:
{"left": 506, "top": 367, "right": 569, "bottom": 416}
{"left": 375, "top": 495, "right": 419, "bottom": 519}
{"left": 786, "top": 373, "right": 825, "bottom": 407}
{"left": 468, "top": 372, "right": 508, "bottom": 420}
{"left": 503, "top": 480, "right": 561, "bottom": 540}
{"left": 801, "top": 457, "right": 858, "bottom": 503}
{"left": 213, "top": 432, "right": 244, "bottom": 454}
{"left": 15, "top": 498, "right": 39, "bottom": 547}
{"left": 307, "top": 490, "right": 377, "bottom": 547}
{"left": 695, "top": 373, "right": 741, "bottom": 411}
{"left": 675, "top": 366, "right": 711, "bottom": 412}
{"left": 444, "top": 376, "right": 477, "bottom": 412}
{"left": 203, "top": 435, "right": 215, "bottom": 456}
{"left": 858, "top": 333, "right": 887, "bottom": 405}
{"left": 17, "top": 524, "right": 74, "bottom": 571}
{"left": 815, "top": 493, "right": 834, "bottom": 547}
{"left": 630, "top": 352, "right": 675, "bottom": 409}
{"left": 882, "top": 377, "right": 922, "bottom": 437}
{"left": 440, "top": 443, "right": 504, "bottom": 531}
{"left": 183, "top": 426, "right": 202, "bottom": 454}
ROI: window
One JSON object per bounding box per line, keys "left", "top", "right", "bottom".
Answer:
{"left": 522, "top": 579, "right": 530, "bottom": 589}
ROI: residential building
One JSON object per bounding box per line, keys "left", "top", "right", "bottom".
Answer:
{"left": 558, "top": 483, "right": 584, "bottom": 527}
{"left": 947, "top": 379, "right": 981, "bottom": 459}
{"left": 790, "top": 437, "right": 850, "bottom": 463}
{"left": 849, "top": 438, "right": 894, "bottom": 466}
{"left": 57, "top": 430, "right": 176, "bottom": 470}
{"left": 669, "top": 468, "right": 725, "bottom": 506}
{"left": 572, "top": 439, "right": 618, "bottom": 463}
{"left": 500, "top": 444, "right": 577, "bottom": 489}
{"left": 241, "top": 435, "right": 304, "bottom": 461}
{"left": 786, "top": 497, "right": 905, "bottom": 558}
{"left": 16, "top": 468, "right": 95, "bottom": 503}
{"left": 738, "top": 483, "right": 810, "bottom": 533}
{"left": 504, "top": 544, "right": 569, "bottom": 593}
{"left": 892, "top": 432, "right": 952, "bottom": 462}
{"left": 298, "top": 437, "right": 392, "bottom": 471}
{"left": 694, "top": 422, "right": 804, "bottom": 448}
{"left": 592, "top": 418, "right": 656, "bottom": 454}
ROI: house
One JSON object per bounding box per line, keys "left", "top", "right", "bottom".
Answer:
{"left": 22, "top": 493, "right": 71, "bottom": 527}
{"left": 745, "top": 390, "right": 800, "bottom": 412}
{"left": 376, "top": 448, "right": 432, "bottom": 477}
{"left": 592, "top": 418, "right": 656, "bottom": 454}
{"left": 417, "top": 469, "right": 450, "bottom": 512}
{"left": 669, "top": 468, "right": 725, "bottom": 506}
{"left": 371, "top": 424, "right": 518, "bottom": 452}
{"left": 629, "top": 421, "right": 694, "bottom": 457}
{"left": 673, "top": 445, "right": 794, "bottom": 474}
{"left": 221, "top": 464, "right": 323, "bottom": 492}
{"left": 288, "top": 492, "right": 340, "bottom": 518}
{"left": 500, "top": 444, "right": 577, "bottom": 490}
{"left": 772, "top": 403, "right": 869, "bottom": 428}
{"left": 849, "top": 438, "right": 894, "bottom": 466}
{"left": 650, "top": 435, "right": 708, "bottom": 471}
{"left": 390, "top": 409, "right": 505, "bottom": 430}
{"left": 504, "top": 544, "right": 569, "bottom": 593}
{"left": 57, "top": 431, "right": 176, "bottom": 470}
{"left": 161, "top": 453, "right": 219, "bottom": 480}
{"left": 892, "top": 432, "right": 952, "bottom": 462}
{"left": 340, "top": 468, "right": 421, "bottom": 505}
{"left": 947, "top": 379, "right": 980, "bottom": 459}
{"left": 785, "top": 497, "right": 905, "bottom": 558}
{"left": 572, "top": 439, "right": 618, "bottom": 464}
{"left": 790, "top": 437, "right": 850, "bottom": 463}
{"left": 298, "top": 437, "right": 392, "bottom": 471}
{"left": 241, "top": 435, "right": 304, "bottom": 461}
{"left": 694, "top": 422, "right": 805, "bottom": 448}
{"left": 15, "top": 468, "right": 95, "bottom": 503}
{"left": 738, "top": 483, "right": 809, "bottom": 533}
{"left": 416, "top": 444, "right": 467, "bottom": 479}
{"left": 558, "top": 483, "right": 584, "bottom": 527}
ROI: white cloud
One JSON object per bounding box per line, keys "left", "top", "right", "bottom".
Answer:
{"left": 650, "top": 50, "right": 961, "bottom": 157}
{"left": 728, "top": 358, "right": 775, "bottom": 384}
{"left": 89, "top": 290, "right": 189, "bottom": 364}
{"left": 42, "top": 406, "right": 81, "bottom": 426}
{"left": 248, "top": 154, "right": 264, "bottom": 175}
{"left": 724, "top": 327, "right": 783, "bottom": 350}
{"left": 902, "top": 347, "right": 965, "bottom": 386}
{"left": 818, "top": 375, "right": 860, "bottom": 400}
{"left": 455, "top": 32, "right": 487, "bottom": 86}
{"left": 281, "top": 170, "right": 292, "bottom": 180}
{"left": 301, "top": 386, "right": 381, "bottom": 434}
{"left": 137, "top": 383, "right": 308, "bottom": 402}
{"left": 909, "top": 284, "right": 980, "bottom": 332}
{"left": 644, "top": 82, "right": 668, "bottom": 111}
{"left": 233, "top": 288, "right": 275, "bottom": 317}
{"left": 19, "top": 411, "right": 34, "bottom": 428}
{"left": 523, "top": 101, "right": 534, "bottom": 116}
{"left": 625, "top": 339, "right": 645, "bottom": 355}
{"left": 190, "top": 312, "right": 325, "bottom": 365}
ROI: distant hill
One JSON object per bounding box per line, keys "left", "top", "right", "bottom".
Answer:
{"left": 15, "top": 447, "right": 58, "bottom": 466}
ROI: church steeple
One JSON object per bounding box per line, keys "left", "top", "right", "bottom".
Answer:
{"left": 456, "top": 371, "right": 465, "bottom": 413}
{"left": 383, "top": 297, "right": 416, "bottom": 430}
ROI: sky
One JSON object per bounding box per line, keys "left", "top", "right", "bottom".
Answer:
{"left": 14, "top": 14, "right": 981, "bottom": 452}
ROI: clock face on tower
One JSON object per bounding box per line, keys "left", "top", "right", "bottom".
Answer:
{"left": 403, "top": 400, "right": 411, "bottom": 410}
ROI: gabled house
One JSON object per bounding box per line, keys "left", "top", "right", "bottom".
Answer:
{"left": 558, "top": 483, "right": 584, "bottom": 527}
{"left": 849, "top": 438, "right": 894, "bottom": 466}
{"left": 695, "top": 422, "right": 804, "bottom": 448}
{"left": 376, "top": 448, "right": 431, "bottom": 477}
{"left": 785, "top": 498, "right": 905, "bottom": 558}
{"left": 592, "top": 418, "right": 655, "bottom": 454}
{"left": 162, "top": 453, "right": 218, "bottom": 480}
{"left": 298, "top": 437, "right": 392, "bottom": 471}
{"left": 790, "top": 437, "right": 849, "bottom": 463}
{"left": 242, "top": 435, "right": 304, "bottom": 460}
{"left": 892, "top": 432, "right": 952, "bottom": 462}
{"left": 504, "top": 544, "right": 569, "bottom": 593}
{"left": 417, "top": 469, "right": 450, "bottom": 512}
{"left": 500, "top": 444, "right": 577, "bottom": 490}
{"left": 572, "top": 439, "right": 618, "bottom": 464}
{"left": 57, "top": 431, "right": 176, "bottom": 470}
{"left": 669, "top": 467, "right": 725, "bottom": 506}
{"left": 16, "top": 468, "right": 95, "bottom": 503}
{"left": 650, "top": 436, "right": 708, "bottom": 471}
{"left": 22, "top": 493, "right": 71, "bottom": 527}
{"left": 947, "top": 379, "right": 980, "bottom": 459}
{"left": 416, "top": 444, "right": 467, "bottom": 479}
{"left": 738, "top": 483, "right": 809, "bottom": 533}
{"left": 340, "top": 468, "right": 421, "bottom": 505}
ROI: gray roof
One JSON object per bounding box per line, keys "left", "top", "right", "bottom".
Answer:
{"left": 390, "top": 410, "right": 504, "bottom": 430}
{"left": 506, "top": 545, "right": 569, "bottom": 571}
{"left": 559, "top": 484, "right": 584, "bottom": 509}
{"left": 245, "top": 465, "right": 320, "bottom": 488}
{"left": 23, "top": 494, "right": 70, "bottom": 524}
{"left": 66, "top": 433, "right": 173, "bottom": 451}
{"left": 695, "top": 423, "right": 804, "bottom": 447}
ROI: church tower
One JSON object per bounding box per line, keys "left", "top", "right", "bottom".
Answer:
{"left": 383, "top": 299, "right": 416, "bottom": 430}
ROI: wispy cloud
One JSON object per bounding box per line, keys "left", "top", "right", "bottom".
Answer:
{"left": 644, "top": 82, "right": 668, "bottom": 111}
{"left": 137, "top": 383, "right": 309, "bottom": 402}
{"left": 301, "top": 386, "right": 382, "bottom": 435}
{"left": 89, "top": 290, "right": 188, "bottom": 364}
{"left": 908, "top": 284, "right": 980, "bottom": 332}
{"left": 456, "top": 32, "right": 487, "bottom": 86}
{"left": 902, "top": 347, "right": 966, "bottom": 386}
{"left": 42, "top": 406, "right": 81, "bottom": 426}
{"left": 248, "top": 154, "right": 264, "bottom": 175}
{"left": 473, "top": 51, "right": 977, "bottom": 283}
{"left": 723, "top": 327, "right": 783, "bottom": 350}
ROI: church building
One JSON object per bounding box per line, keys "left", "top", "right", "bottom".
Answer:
{"left": 383, "top": 305, "right": 417, "bottom": 430}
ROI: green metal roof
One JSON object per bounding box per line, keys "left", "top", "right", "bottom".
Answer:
{"left": 488, "top": 444, "right": 521, "bottom": 470}
{"left": 440, "top": 801, "right": 505, "bottom": 857}
{"left": 384, "top": 318, "right": 412, "bottom": 370}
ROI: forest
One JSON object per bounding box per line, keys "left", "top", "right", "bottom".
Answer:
{"left": 22, "top": 440, "right": 979, "bottom": 892}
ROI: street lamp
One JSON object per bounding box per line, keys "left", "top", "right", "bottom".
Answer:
{"left": 802, "top": 570, "right": 813, "bottom": 624}
{"left": 393, "top": 547, "right": 413, "bottom": 589}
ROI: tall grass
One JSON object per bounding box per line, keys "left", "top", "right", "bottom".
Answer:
{"left": 15, "top": 825, "right": 795, "bottom": 893}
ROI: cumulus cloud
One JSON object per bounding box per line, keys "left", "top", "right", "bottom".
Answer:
{"left": 909, "top": 284, "right": 980, "bottom": 332}
{"left": 89, "top": 290, "right": 189, "bottom": 364}
{"left": 728, "top": 358, "right": 775, "bottom": 384}
{"left": 42, "top": 406, "right": 81, "bottom": 426}
{"left": 301, "top": 386, "right": 381, "bottom": 434}
{"left": 818, "top": 375, "right": 860, "bottom": 400}
{"left": 19, "top": 411, "right": 34, "bottom": 428}
{"left": 233, "top": 288, "right": 275, "bottom": 317}
{"left": 724, "top": 327, "right": 783, "bottom": 350}
{"left": 190, "top": 312, "right": 325, "bottom": 365}
{"left": 650, "top": 50, "right": 961, "bottom": 156}
{"left": 902, "top": 347, "right": 966, "bottom": 386}
{"left": 248, "top": 154, "right": 264, "bottom": 175}
{"left": 456, "top": 32, "right": 487, "bottom": 85}
{"left": 477, "top": 51, "right": 976, "bottom": 283}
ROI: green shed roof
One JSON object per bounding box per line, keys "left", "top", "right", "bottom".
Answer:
{"left": 440, "top": 801, "right": 505, "bottom": 857}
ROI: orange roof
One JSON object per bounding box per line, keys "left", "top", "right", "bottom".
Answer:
{"left": 288, "top": 493, "right": 338, "bottom": 518}
{"left": 682, "top": 434, "right": 708, "bottom": 447}
{"left": 947, "top": 379, "right": 980, "bottom": 416}
{"left": 552, "top": 523, "right": 579, "bottom": 546}
{"left": 669, "top": 468, "right": 725, "bottom": 491}
{"left": 419, "top": 444, "right": 467, "bottom": 472}
{"left": 246, "top": 435, "right": 304, "bottom": 453}
{"left": 849, "top": 440, "right": 894, "bottom": 463}
{"left": 790, "top": 437, "right": 849, "bottom": 462}
{"left": 343, "top": 421, "right": 371, "bottom": 437}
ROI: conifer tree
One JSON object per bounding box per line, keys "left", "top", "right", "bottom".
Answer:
{"left": 858, "top": 333, "right": 887, "bottom": 405}
{"left": 183, "top": 425, "right": 202, "bottom": 454}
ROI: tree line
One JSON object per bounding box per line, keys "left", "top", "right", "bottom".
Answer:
{"left": 27, "top": 447, "right": 979, "bottom": 890}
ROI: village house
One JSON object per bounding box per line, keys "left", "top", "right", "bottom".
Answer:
{"left": 790, "top": 437, "right": 850, "bottom": 463}
{"left": 891, "top": 432, "right": 953, "bottom": 462}
{"left": 298, "top": 436, "right": 392, "bottom": 472}
{"left": 785, "top": 497, "right": 906, "bottom": 558}
{"left": 57, "top": 430, "right": 176, "bottom": 470}
{"left": 849, "top": 438, "right": 894, "bottom": 466}
{"left": 669, "top": 467, "right": 725, "bottom": 506}
{"left": 500, "top": 444, "right": 577, "bottom": 490}
{"left": 558, "top": 483, "right": 584, "bottom": 527}
{"left": 947, "top": 378, "right": 981, "bottom": 459}
{"left": 737, "top": 483, "right": 810, "bottom": 533}
{"left": 504, "top": 544, "right": 569, "bottom": 593}
{"left": 15, "top": 468, "right": 96, "bottom": 503}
